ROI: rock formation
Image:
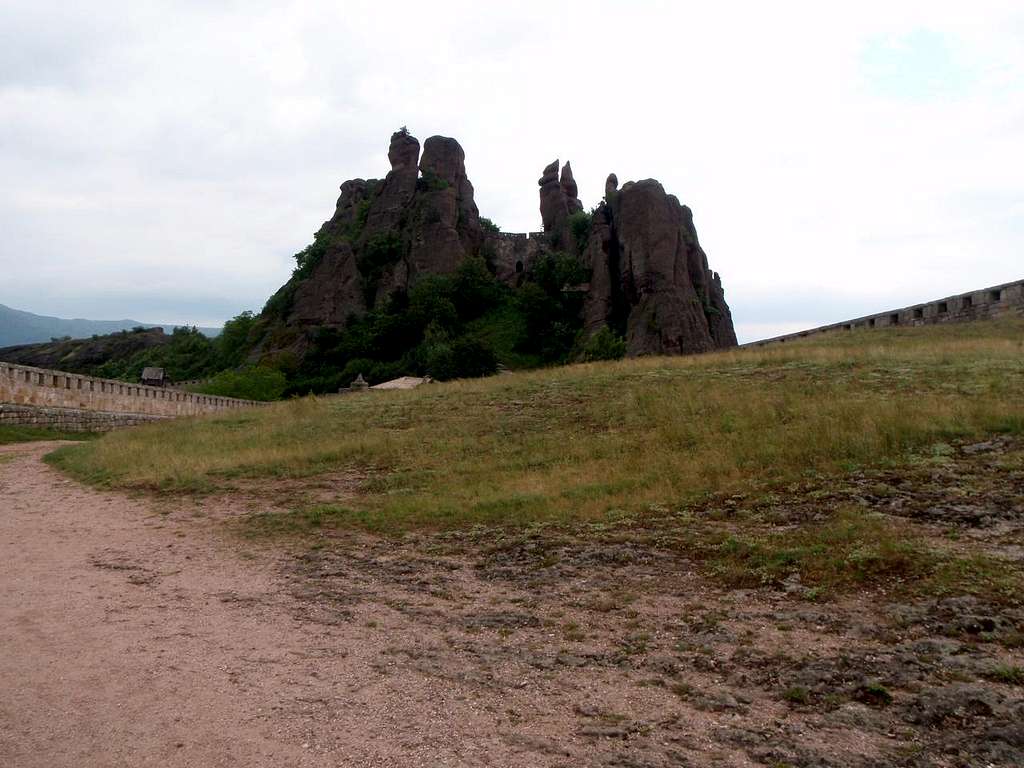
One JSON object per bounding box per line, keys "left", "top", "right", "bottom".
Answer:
{"left": 266, "top": 129, "right": 484, "bottom": 351}
{"left": 560, "top": 162, "right": 583, "bottom": 215}
{"left": 538, "top": 160, "right": 565, "bottom": 233}
{"left": 538, "top": 159, "right": 585, "bottom": 253}
{"left": 257, "top": 129, "right": 736, "bottom": 363}
{"left": 582, "top": 178, "right": 736, "bottom": 355}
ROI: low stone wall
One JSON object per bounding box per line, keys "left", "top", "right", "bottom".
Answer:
{"left": 485, "top": 231, "right": 545, "bottom": 285}
{"left": 0, "top": 362, "right": 264, "bottom": 426}
{"left": 746, "top": 279, "right": 1024, "bottom": 348}
{"left": 493, "top": 230, "right": 546, "bottom": 241}
{"left": 0, "top": 404, "right": 165, "bottom": 432}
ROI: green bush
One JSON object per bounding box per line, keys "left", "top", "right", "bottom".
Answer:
{"left": 581, "top": 327, "right": 627, "bottom": 361}
{"left": 509, "top": 252, "right": 589, "bottom": 363}
{"left": 357, "top": 232, "right": 405, "bottom": 306}
{"left": 452, "top": 256, "right": 503, "bottom": 320}
{"left": 479, "top": 217, "right": 500, "bottom": 234}
{"left": 196, "top": 367, "right": 287, "bottom": 401}
{"left": 532, "top": 252, "right": 589, "bottom": 294}
{"left": 568, "top": 210, "right": 593, "bottom": 253}
{"left": 293, "top": 227, "right": 342, "bottom": 280}
{"left": 94, "top": 326, "right": 219, "bottom": 382}
{"left": 450, "top": 336, "right": 498, "bottom": 379}
{"left": 420, "top": 338, "right": 455, "bottom": 380}
{"left": 217, "top": 311, "right": 260, "bottom": 368}
{"left": 418, "top": 333, "right": 497, "bottom": 381}
{"left": 261, "top": 281, "right": 298, "bottom": 320}
{"left": 408, "top": 277, "right": 458, "bottom": 332}
{"left": 420, "top": 170, "right": 450, "bottom": 191}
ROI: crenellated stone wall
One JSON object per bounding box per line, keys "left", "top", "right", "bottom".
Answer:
{"left": 0, "top": 361, "right": 264, "bottom": 431}
{"left": 485, "top": 231, "right": 547, "bottom": 285}
{"left": 745, "top": 279, "right": 1024, "bottom": 348}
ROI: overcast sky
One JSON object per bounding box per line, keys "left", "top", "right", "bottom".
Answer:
{"left": 1, "top": 1, "right": 1022, "bottom": 342}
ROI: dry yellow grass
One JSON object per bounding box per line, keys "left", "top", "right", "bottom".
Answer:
{"left": 49, "top": 318, "right": 1024, "bottom": 529}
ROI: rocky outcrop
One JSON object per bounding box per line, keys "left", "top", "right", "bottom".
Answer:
{"left": 560, "top": 162, "right": 583, "bottom": 215}
{"left": 538, "top": 159, "right": 585, "bottom": 252}
{"left": 257, "top": 129, "right": 736, "bottom": 363}
{"left": 604, "top": 173, "right": 618, "bottom": 200}
{"left": 411, "top": 135, "right": 482, "bottom": 274}
{"left": 267, "top": 130, "right": 484, "bottom": 346}
{"left": 582, "top": 178, "right": 736, "bottom": 355}
{"left": 538, "top": 160, "right": 565, "bottom": 233}
{"left": 363, "top": 131, "right": 420, "bottom": 235}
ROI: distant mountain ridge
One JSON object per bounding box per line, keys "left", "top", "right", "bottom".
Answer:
{"left": 0, "top": 303, "right": 220, "bottom": 347}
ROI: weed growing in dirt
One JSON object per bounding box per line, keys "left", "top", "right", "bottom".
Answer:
{"left": 854, "top": 682, "right": 894, "bottom": 706}
{"left": 240, "top": 504, "right": 365, "bottom": 537}
{"left": 697, "top": 508, "right": 931, "bottom": 590}
{"left": 782, "top": 686, "right": 811, "bottom": 705}
{"left": 986, "top": 665, "right": 1024, "bottom": 685}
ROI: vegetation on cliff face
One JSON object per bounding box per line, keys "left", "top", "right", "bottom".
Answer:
{"left": 263, "top": 248, "right": 604, "bottom": 396}
{"left": 237, "top": 131, "right": 736, "bottom": 394}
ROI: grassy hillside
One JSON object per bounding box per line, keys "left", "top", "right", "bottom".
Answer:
{"left": 50, "top": 318, "right": 1024, "bottom": 527}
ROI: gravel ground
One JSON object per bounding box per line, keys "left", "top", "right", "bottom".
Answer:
{"left": 2, "top": 439, "right": 1023, "bottom": 767}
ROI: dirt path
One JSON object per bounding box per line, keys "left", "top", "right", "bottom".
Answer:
{"left": 0, "top": 442, "right": 526, "bottom": 767}
{"left": 2, "top": 440, "right": 1023, "bottom": 767}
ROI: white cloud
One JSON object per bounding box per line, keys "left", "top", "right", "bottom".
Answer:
{"left": 1, "top": 0, "right": 1021, "bottom": 340}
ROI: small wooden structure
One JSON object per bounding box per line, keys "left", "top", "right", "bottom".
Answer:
{"left": 140, "top": 367, "right": 167, "bottom": 388}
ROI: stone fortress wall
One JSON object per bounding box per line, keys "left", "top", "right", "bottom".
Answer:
{"left": 485, "top": 230, "right": 548, "bottom": 285}
{"left": 0, "top": 361, "right": 265, "bottom": 431}
{"left": 745, "top": 279, "right": 1024, "bottom": 348}
{"left": 492, "top": 231, "right": 546, "bottom": 241}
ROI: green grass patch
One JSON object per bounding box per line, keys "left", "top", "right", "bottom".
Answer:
{"left": 47, "top": 318, "right": 1024, "bottom": 534}
{"left": 782, "top": 686, "right": 811, "bottom": 705}
{"left": 699, "top": 509, "right": 931, "bottom": 590}
{"left": 241, "top": 505, "right": 370, "bottom": 537}
{"left": 688, "top": 507, "right": 1023, "bottom": 602}
{"left": 984, "top": 665, "right": 1024, "bottom": 685}
{"left": 0, "top": 425, "right": 99, "bottom": 445}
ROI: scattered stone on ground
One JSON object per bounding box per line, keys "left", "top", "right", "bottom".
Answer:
{"left": 2, "top": 438, "right": 1022, "bottom": 767}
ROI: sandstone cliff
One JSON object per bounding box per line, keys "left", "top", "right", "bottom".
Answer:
{"left": 582, "top": 173, "right": 737, "bottom": 355}
{"left": 262, "top": 130, "right": 483, "bottom": 352}
{"left": 256, "top": 130, "right": 736, "bottom": 364}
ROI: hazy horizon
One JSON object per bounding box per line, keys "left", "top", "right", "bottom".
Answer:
{"left": 2, "top": 1, "right": 1022, "bottom": 342}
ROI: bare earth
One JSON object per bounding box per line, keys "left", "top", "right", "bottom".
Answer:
{"left": 2, "top": 440, "right": 1023, "bottom": 767}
